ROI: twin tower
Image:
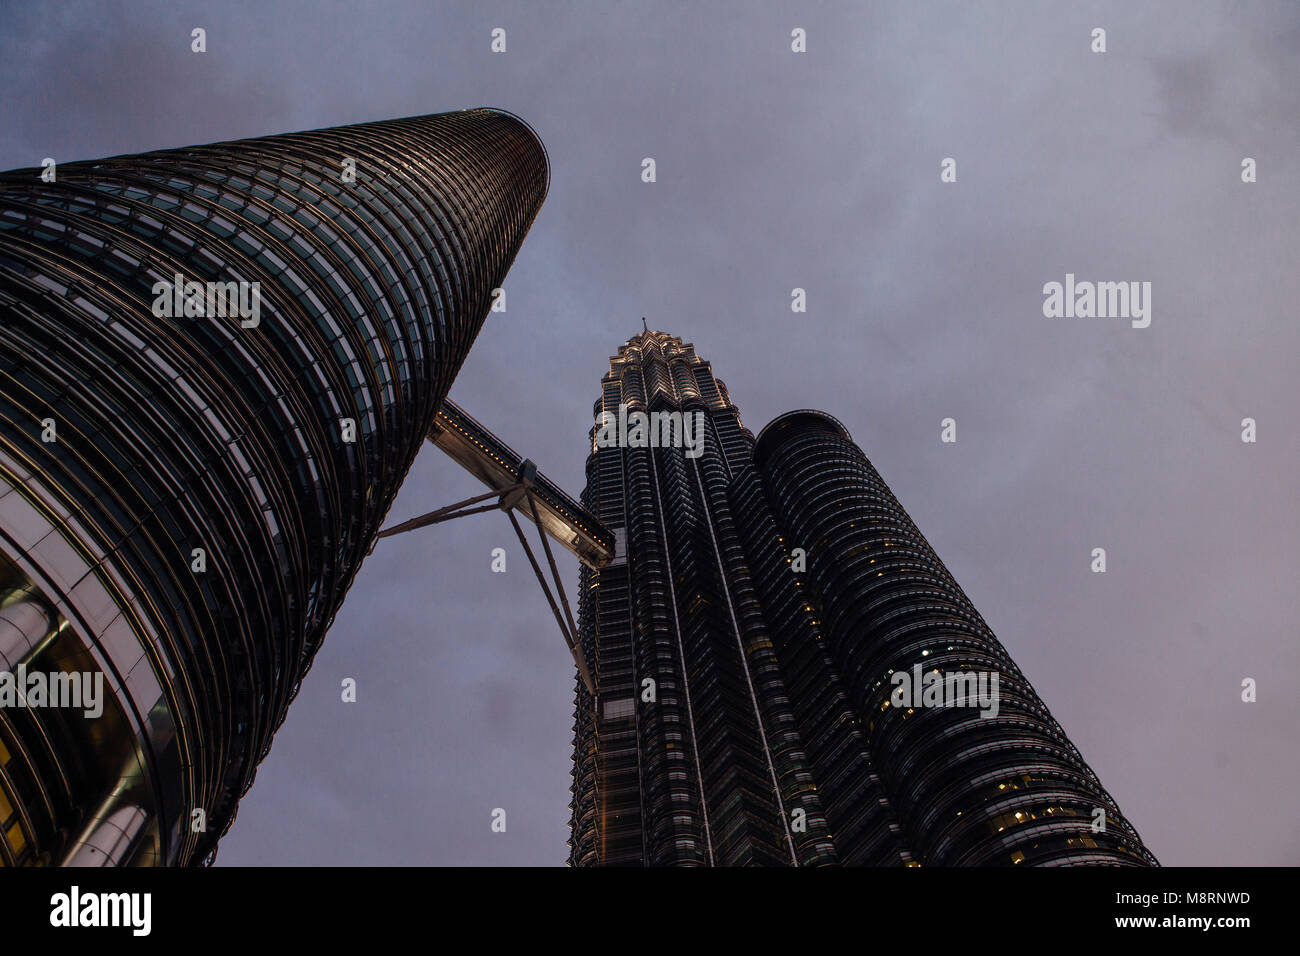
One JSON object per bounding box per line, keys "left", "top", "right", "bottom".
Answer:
{"left": 570, "top": 330, "right": 1154, "bottom": 865}
{"left": 0, "top": 111, "right": 1154, "bottom": 866}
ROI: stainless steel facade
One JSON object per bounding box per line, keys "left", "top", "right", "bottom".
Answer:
{"left": 752, "top": 410, "right": 1156, "bottom": 866}
{"left": 570, "top": 329, "right": 1156, "bottom": 866}
{"left": 0, "top": 109, "right": 548, "bottom": 865}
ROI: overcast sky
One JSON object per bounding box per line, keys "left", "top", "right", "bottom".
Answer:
{"left": 2, "top": 0, "right": 1296, "bottom": 866}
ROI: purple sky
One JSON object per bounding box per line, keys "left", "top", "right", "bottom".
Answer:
{"left": 2, "top": 0, "right": 1296, "bottom": 865}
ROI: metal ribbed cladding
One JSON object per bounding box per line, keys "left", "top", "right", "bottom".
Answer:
{"left": 753, "top": 410, "right": 1158, "bottom": 866}
{"left": 0, "top": 109, "right": 547, "bottom": 864}
{"left": 572, "top": 332, "right": 839, "bottom": 866}
{"left": 728, "top": 466, "right": 910, "bottom": 865}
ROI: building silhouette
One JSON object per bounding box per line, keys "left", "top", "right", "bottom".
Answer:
{"left": 0, "top": 109, "right": 548, "bottom": 865}
{"left": 569, "top": 328, "right": 1156, "bottom": 866}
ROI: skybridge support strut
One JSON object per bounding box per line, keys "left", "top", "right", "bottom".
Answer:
{"left": 377, "top": 464, "right": 596, "bottom": 694}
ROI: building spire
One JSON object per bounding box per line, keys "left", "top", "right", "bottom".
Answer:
{"left": 642, "top": 316, "right": 648, "bottom": 333}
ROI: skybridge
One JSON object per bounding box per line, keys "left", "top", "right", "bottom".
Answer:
{"left": 377, "top": 398, "right": 613, "bottom": 694}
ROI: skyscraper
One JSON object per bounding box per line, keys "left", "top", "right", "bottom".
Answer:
{"left": 0, "top": 109, "right": 548, "bottom": 866}
{"left": 569, "top": 328, "right": 1156, "bottom": 867}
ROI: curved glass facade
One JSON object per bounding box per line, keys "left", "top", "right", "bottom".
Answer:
{"left": 571, "top": 332, "right": 1156, "bottom": 866}
{"left": 0, "top": 109, "right": 548, "bottom": 865}
{"left": 753, "top": 410, "right": 1156, "bottom": 866}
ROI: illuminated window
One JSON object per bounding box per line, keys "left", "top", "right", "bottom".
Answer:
{"left": 5, "top": 821, "right": 24, "bottom": 856}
